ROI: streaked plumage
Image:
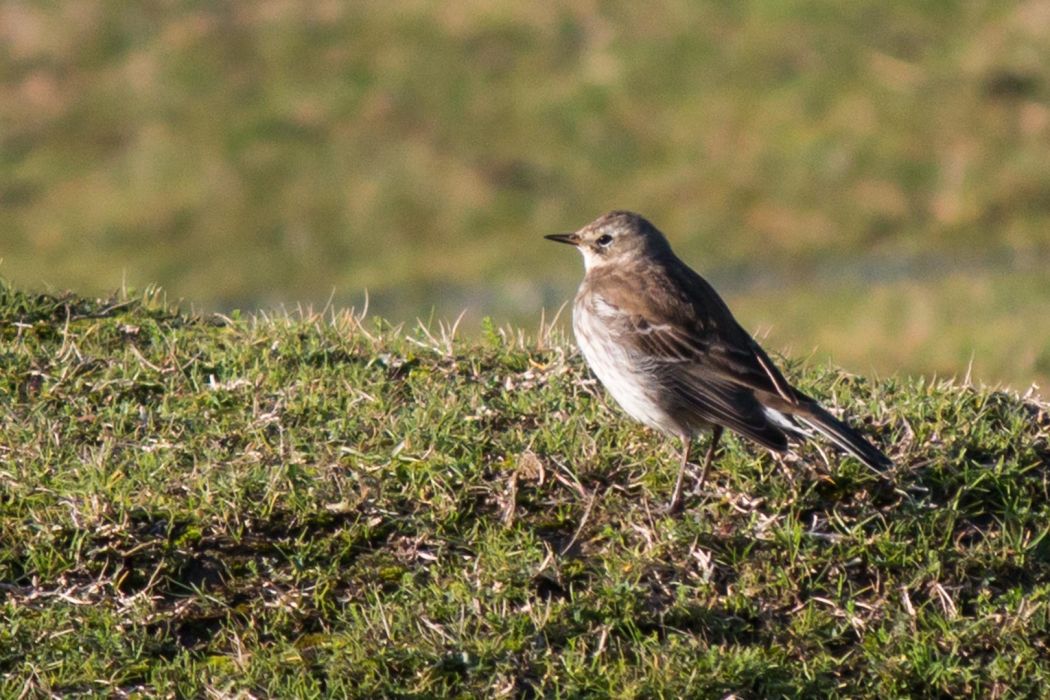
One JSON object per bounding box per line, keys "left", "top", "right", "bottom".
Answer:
{"left": 547, "top": 210, "right": 891, "bottom": 512}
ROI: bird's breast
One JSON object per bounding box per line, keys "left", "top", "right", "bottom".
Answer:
{"left": 572, "top": 292, "right": 678, "bottom": 435}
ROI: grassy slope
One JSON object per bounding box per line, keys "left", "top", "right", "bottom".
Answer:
{"left": 2, "top": 284, "right": 1049, "bottom": 697}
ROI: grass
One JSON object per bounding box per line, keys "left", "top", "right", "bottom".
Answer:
{"left": 2, "top": 281, "right": 1050, "bottom": 697}
{"left": 3, "top": 1, "right": 1050, "bottom": 387}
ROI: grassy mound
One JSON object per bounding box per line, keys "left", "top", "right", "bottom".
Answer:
{"left": 2, "top": 283, "right": 1048, "bottom": 697}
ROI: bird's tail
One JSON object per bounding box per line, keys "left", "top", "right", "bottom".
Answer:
{"left": 794, "top": 403, "right": 892, "bottom": 471}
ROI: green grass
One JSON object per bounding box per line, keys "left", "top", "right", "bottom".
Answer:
{"left": 3, "top": 1, "right": 1050, "bottom": 387}
{"left": 3, "top": 281, "right": 1049, "bottom": 697}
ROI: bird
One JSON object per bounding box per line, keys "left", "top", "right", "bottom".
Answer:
{"left": 546, "top": 210, "right": 891, "bottom": 513}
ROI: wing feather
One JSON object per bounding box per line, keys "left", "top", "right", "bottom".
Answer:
{"left": 591, "top": 286, "right": 790, "bottom": 450}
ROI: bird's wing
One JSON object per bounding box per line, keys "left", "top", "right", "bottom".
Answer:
{"left": 586, "top": 275, "right": 791, "bottom": 450}
{"left": 621, "top": 296, "right": 891, "bottom": 469}
{"left": 624, "top": 311, "right": 790, "bottom": 449}
{"left": 592, "top": 265, "right": 801, "bottom": 405}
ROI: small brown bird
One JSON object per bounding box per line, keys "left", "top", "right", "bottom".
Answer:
{"left": 547, "top": 210, "right": 891, "bottom": 512}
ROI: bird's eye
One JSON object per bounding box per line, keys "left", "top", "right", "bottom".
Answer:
{"left": 596, "top": 234, "right": 613, "bottom": 247}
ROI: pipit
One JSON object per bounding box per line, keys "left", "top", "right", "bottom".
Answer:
{"left": 547, "top": 210, "right": 891, "bottom": 512}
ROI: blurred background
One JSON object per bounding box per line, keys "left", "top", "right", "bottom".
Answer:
{"left": 2, "top": 1, "right": 1049, "bottom": 389}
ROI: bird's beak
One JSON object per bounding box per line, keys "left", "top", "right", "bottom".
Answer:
{"left": 544, "top": 232, "right": 579, "bottom": 246}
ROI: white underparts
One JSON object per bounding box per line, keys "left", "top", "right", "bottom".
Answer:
{"left": 574, "top": 295, "right": 679, "bottom": 434}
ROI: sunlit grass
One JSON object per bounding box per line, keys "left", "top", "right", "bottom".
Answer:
{"left": 3, "top": 284, "right": 1050, "bottom": 696}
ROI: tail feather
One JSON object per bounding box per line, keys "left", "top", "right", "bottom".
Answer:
{"left": 795, "top": 403, "right": 892, "bottom": 471}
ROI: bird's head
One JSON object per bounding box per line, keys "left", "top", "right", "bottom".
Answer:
{"left": 545, "top": 210, "right": 672, "bottom": 271}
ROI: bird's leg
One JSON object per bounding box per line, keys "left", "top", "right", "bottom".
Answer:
{"left": 696, "top": 425, "right": 724, "bottom": 493}
{"left": 667, "top": 437, "right": 693, "bottom": 514}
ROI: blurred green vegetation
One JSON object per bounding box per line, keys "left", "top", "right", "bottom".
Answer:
{"left": 2, "top": 1, "right": 1050, "bottom": 387}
